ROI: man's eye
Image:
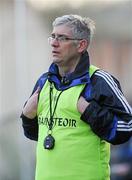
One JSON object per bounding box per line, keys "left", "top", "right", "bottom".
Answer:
{"left": 58, "top": 36, "right": 67, "bottom": 41}
{"left": 58, "top": 37, "right": 64, "bottom": 40}
{"left": 51, "top": 34, "right": 55, "bottom": 38}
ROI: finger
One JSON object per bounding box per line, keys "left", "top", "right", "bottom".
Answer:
{"left": 34, "top": 86, "right": 41, "bottom": 94}
{"left": 79, "top": 96, "right": 85, "bottom": 101}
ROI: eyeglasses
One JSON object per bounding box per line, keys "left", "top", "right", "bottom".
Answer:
{"left": 48, "top": 34, "right": 82, "bottom": 43}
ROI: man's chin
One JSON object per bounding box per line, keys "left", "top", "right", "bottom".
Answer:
{"left": 52, "top": 58, "right": 61, "bottom": 64}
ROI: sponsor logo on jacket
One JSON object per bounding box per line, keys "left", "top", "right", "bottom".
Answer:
{"left": 38, "top": 116, "right": 77, "bottom": 128}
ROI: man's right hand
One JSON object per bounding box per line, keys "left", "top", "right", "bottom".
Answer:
{"left": 22, "top": 87, "right": 40, "bottom": 119}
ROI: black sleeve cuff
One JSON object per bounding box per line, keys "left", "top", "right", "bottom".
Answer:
{"left": 20, "top": 113, "right": 38, "bottom": 141}
{"left": 20, "top": 113, "right": 38, "bottom": 125}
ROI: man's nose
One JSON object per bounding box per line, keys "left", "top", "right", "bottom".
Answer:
{"left": 50, "top": 38, "right": 59, "bottom": 47}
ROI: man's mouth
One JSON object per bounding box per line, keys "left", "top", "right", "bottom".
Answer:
{"left": 52, "top": 51, "right": 60, "bottom": 56}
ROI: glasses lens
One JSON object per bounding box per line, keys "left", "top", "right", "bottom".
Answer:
{"left": 48, "top": 37, "right": 52, "bottom": 43}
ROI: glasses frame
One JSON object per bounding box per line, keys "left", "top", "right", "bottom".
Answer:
{"left": 48, "top": 34, "right": 83, "bottom": 43}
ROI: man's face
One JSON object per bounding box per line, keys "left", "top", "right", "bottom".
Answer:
{"left": 49, "top": 25, "right": 80, "bottom": 67}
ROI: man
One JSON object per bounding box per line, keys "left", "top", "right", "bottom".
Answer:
{"left": 21, "top": 15, "right": 132, "bottom": 180}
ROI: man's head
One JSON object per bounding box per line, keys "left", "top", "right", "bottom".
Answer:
{"left": 52, "top": 14, "right": 95, "bottom": 46}
{"left": 48, "top": 15, "right": 95, "bottom": 70}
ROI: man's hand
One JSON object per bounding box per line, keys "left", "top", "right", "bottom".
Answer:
{"left": 77, "top": 96, "right": 89, "bottom": 114}
{"left": 22, "top": 87, "right": 40, "bottom": 119}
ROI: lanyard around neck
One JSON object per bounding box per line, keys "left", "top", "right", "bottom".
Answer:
{"left": 48, "top": 82, "right": 63, "bottom": 132}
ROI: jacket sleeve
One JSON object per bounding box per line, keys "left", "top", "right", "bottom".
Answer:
{"left": 20, "top": 72, "right": 48, "bottom": 141}
{"left": 21, "top": 113, "right": 38, "bottom": 141}
{"left": 81, "top": 70, "right": 132, "bottom": 145}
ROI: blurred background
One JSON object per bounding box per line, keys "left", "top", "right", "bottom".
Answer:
{"left": 0, "top": 0, "right": 132, "bottom": 179}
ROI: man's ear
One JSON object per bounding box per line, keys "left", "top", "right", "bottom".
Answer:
{"left": 77, "top": 39, "right": 89, "bottom": 53}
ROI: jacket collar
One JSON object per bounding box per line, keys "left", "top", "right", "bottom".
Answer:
{"left": 48, "top": 51, "right": 90, "bottom": 90}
